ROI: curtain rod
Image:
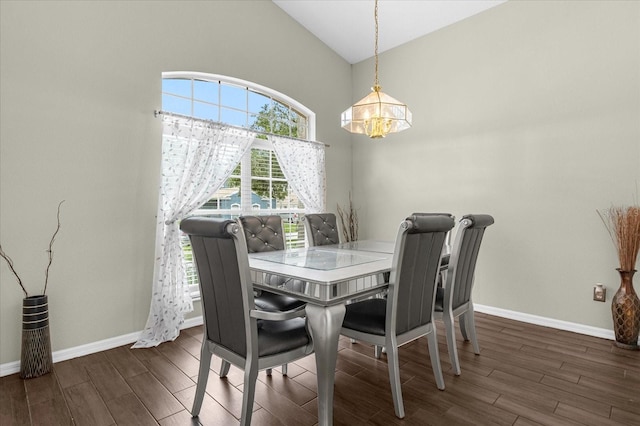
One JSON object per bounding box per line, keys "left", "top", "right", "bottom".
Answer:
{"left": 154, "top": 110, "right": 329, "bottom": 148}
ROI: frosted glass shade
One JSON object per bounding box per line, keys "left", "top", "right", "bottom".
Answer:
{"left": 341, "top": 86, "right": 412, "bottom": 138}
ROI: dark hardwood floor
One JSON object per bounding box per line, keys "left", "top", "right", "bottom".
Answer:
{"left": 2, "top": 313, "right": 639, "bottom": 425}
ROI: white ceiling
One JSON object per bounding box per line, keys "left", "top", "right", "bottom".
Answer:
{"left": 273, "top": 0, "right": 507, "bottom": 64}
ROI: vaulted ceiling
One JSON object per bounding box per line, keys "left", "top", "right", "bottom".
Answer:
{"left": 273, "top": 0, "right": 507, "bottom": 64}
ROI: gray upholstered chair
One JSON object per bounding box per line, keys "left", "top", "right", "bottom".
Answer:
{"left": 340, "top": 214, "right": 455, "bottom": 419}
{"left": 180, "top": 217, "right": 314, "bottom": 426}
{"left": 238, "top": 215, "right": 307, "bottom": 376}
{"left": 302, "top": 213, "right": 340, "bottom": 246}
{"left": 239, "top": 215, "right": 307, "bottom": 310}
{"left": 434, "top": 214, "right": 494, "bottom": 376}
{"left": 369, "top": 212, "right": 454, "bottom": 358}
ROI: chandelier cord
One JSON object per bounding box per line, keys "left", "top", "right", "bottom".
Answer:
{"left": 374, "top": 0, "right": 379, "bottom": 88}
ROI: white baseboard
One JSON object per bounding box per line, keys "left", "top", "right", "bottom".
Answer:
{"left": 1, "top": 307, "right": 615, "bottom": 378}
{"left": 474, "top": 304, "right": 615, "bottom": 340}
{"left": 0, "top": 316, "right": 204, "bottom": 377}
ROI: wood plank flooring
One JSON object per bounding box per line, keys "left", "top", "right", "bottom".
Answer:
{"left": 1, "top": 313, "right": 639, "bottom": 425}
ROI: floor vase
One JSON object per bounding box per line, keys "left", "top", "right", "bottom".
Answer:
{"left": 20, "top": 295, "right": 53, "bottom": 378}
{"left": 611, "top": 269, "right": 640, "bottom": 350}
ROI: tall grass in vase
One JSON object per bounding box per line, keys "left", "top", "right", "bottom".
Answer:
{"left": 598, "top": 204, "right": 640, "bottom": 349}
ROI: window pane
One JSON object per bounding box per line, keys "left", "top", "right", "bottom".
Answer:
{"left": 162, "top": 94, "right": 191, "bottom": 115}
{"left": 291, "top": 110, "right": 306, "bottom": 139}
{"left": 231, "top": 162, "right": 241, "bottom": 177}
{"left": 272, "top": 181, "right": 289, "bottom": 204}
{"left": 250, "top": 109, "right": 272, "bottom": 133}
{"left": 221, "top": 84, "right": 247, "bottom": 110}
{"left": 248, "top": 113, "right": 260, "bottom": 129}
{"left": 248, "top": 91, "right": 271, "bottom": 113}
{"left": 206, "top": 181, "right": 240, "bottom": 211}
{"left": 193, "top": 101, "right": 218, "bottom": 121}
{"left": 271, "top": 102, "right": 293, "bottom": 136}
{"left": 221, "top": 107, "right": 247, "bottom": 127}
{"left": 251, "top": 149, "right": 270, "bottom": 178}
{"left": 272, "top": 152, "right": 285, "bottom": 179}
{"left": 279, "top": 186, "right": 305, "bottom": 209}
{"left": 251, "top": 178, "right": 272, "bottom": 208}
{"left": 201, "top": 198, "right": 219, "bottom": 209}
{"left": 180, "top": 235, "right": 199, "bottom": 289}
{"left": 162, "top": 78, "right": 191, "bottom": 97}
{"left": 282, "top": 215, "right": 305, "bottom": 249}
{"left": 194, "top": 80, "right": 218, "bottom": 104}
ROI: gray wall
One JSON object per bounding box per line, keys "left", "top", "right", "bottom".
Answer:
{"left": 351, "top": 0, "right": 640, "bottom": 329}
{"left": 0, "top": 1, "right": 352, "bottom": 364}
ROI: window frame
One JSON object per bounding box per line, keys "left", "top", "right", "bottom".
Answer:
{"left": 163, "top": 71, "right": 316, "bottom": 139}
{"left": 163, "top": 72, "right": 315, "bottom": 218}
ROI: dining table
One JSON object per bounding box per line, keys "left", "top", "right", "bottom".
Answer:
{"left": 248, "top": 240, "right": 396, "bottom": 426}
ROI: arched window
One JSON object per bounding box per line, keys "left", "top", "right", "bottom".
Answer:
{"left": 135, "top": 73, "right": 324, "bottom": 347}
{"left": 162, "top": 72, "right": 317, "bottom": 248}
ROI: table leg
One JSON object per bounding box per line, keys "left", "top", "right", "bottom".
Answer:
{"left": 305, "top": 303, "right": 346, "bottom": 426}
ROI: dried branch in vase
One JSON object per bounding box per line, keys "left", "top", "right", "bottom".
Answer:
{"left": 0, "top": 200, "right": 65, "bottom": 297}
{"left": 337, "top": 193, "right": 358, "bottom": 242}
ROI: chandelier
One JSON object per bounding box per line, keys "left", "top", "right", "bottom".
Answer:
{"left": 341, "top": 0, "right": 412, "bottom": 138}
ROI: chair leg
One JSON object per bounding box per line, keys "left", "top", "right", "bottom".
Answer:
{"left": 459, "top": 312, "right": 469, "bottom": 341}
{"left": 266, "top": 368, "right": 272, "bottom": 376}
{"left": 240, "top": 360, "right": 259, "bottom": 426}
{"left": 443, "top": 312, "right": 461, "bottom": 376}
{"left": 385, "top": 339, "right": 405, "bottom": 419}
{"left": 438, "top": 270, "right": 447, "bottom": 288}
{"left": 219, "top": 359, "right": 231, "bottom": 378}
{"left": 192, "top": 343, "right": 213, "bottom": 417}
{"left": 465, "top": 306, "right": 480, "bottom": 355}
{"left": 281, "top": 364, "right": 288, "bottom": 376}
{"left": 427, "top": 329, "right": 445, "bottom": 390}
{"left": 374, "top": 345, "right": 383, "bottom": 359}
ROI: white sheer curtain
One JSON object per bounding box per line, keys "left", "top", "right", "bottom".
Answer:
{"left": 271, "top": 135, "right": 326, "bottom": 213}
{"left": 133, "top": 115, "right": 252, "bottom": 348}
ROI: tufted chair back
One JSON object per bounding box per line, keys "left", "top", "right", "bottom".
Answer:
{"left": 239, "top": 215, "right": 305, "bottom": 293}
{"left": 239, "top": 215, "right": 285, "bottom": 253}
{"left": 303, "top": 213, "right": 340, "bottom": 246}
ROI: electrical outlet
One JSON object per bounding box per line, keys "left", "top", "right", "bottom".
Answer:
{"left": 593, "top": 284, "right": 606, "bottom": 302}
